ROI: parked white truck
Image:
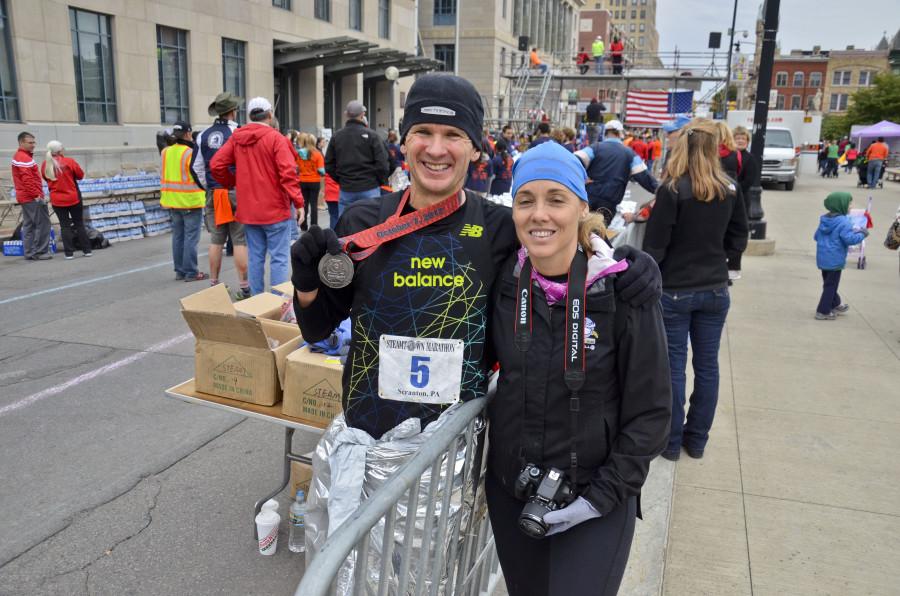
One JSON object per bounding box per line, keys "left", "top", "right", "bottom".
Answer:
{"left": 726, "top": 111, "right": 822, "bottom": 191}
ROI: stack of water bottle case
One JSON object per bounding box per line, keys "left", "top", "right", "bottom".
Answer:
{"left": 80, "top": 172, "right": 170, "bottom": 243}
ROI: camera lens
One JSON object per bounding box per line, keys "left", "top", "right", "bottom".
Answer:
{"left": 518, "top": 515, "right": 547, "bottom": 539}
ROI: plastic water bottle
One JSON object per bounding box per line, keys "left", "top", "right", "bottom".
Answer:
{"left": 288, "top": 489, "right": 306, "bottom": 553}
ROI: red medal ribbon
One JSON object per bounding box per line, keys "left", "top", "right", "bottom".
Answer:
{"left": 338, "top": 189, "right": 465, "bottom": 262}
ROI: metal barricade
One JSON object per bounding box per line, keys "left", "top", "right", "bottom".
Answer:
{"left": 295, "top": 391, "right": 502, "bottom": 596}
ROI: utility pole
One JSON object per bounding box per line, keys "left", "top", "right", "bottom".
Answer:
{"left": 746, "top": 0, "right": 779, "bottom": 241}
{"left": 723, "top": 0, "right": 739, "bottom": 120}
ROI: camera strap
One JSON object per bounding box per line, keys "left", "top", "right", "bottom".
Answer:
{"left": 514, "top": 249, "right": 588, "bottom": 485}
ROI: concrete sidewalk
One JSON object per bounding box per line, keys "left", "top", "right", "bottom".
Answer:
{"left": 661, "top": 175, "right": 900, "bottom": 595}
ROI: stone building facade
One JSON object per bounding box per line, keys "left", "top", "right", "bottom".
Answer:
{"left": 0, "top": 0, "right": 430, "bottom": 174}
{"left": 822, "top": 48, "right": 889, "bottom": 114}
{"left": 417, "top": 0, "right": 582, "bottom": 126}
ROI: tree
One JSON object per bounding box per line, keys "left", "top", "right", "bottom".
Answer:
{"left": 821, "top": 114, "right": 850, "bottom": 140}
{"left": 846, "top": 73, "right": 900, "bottom": 125}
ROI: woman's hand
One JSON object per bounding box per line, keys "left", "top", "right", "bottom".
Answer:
{"left": 543, "top": 497, "right": 602, "bottom": 536}
{"left": 612, "top": 245, "right": 662, "bottom": 307}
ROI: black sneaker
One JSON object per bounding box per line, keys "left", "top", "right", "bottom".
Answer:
{"left": 34, "top": 253, "right": 53, "bottom": 260}
{"left": 660, "top": 449, "right": 681, "bottom": 462}
{"left": 685, "top": 447, "right": 705, "bottom": 459}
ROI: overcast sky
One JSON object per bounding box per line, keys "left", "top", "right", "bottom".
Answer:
{"left": 656, "top": 0, "right": 899, "bottom": 56}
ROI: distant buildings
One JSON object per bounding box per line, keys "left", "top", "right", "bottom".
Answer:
{"left": 768, "top": 41, "right": 892, "bottom": 115}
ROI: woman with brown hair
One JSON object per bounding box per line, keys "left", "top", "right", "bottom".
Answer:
{"left": 643, "top": 118, "right": 749, "bottom": 461}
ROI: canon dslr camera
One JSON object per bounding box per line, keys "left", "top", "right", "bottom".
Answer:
{"left": 514, "top": 464, "right": 576, "bottom": 538}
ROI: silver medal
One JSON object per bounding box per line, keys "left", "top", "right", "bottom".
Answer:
{"left": 318, "top": 252, "right": 355, "bottom": 289}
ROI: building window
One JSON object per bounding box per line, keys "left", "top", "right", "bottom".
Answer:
{"left": 349, "top": 0, "right": 362, "bottom": 31}
{"left": 806, "top": 95, "right": 816, "bottom": 111}
{"left": 858, "top": 70, "right": 873, "bottom": 86}
{"left": 630, "top": 23, "right": 635, "bottom": 32}
{"left": 639, "top": 23, "right": 645, "bottom": 31}
{"left": 639, "top": 36, "right": 644, "bottom": 46}
{"left": 832, "top": 70, "right": 851, "bottom": 86}
{"left": 272, "top": 0, "right": 291, "bottom": 9}
{"left": 640, "top": 9, "right": 646, "bottom": 18}
{"left": 829, "top": 93, "right": 849, "bottom": 111}
{"left": 222, "top": 38, "right": 246, "bottom": 122}
{"left": 434, "top": 0, "right": 456, "bottom": 26}
{"left": 315, "top": 0, "right": 331, "bottom": 21}
{"left": 0, "top": 0, "right": 19, "bottom": 121}
{"left": 809, "top": 71, "right": 822, "bottom": 87}
{"left": 775, "top": 71, "right": 788, "bottom": 86}
{"left": 631, "top": 9, "right": 636, "bottom": 18}
{"left": 790, "top": 95, "right": 801, "bottom": 110}
{"left": 157, "top": 26, "right": 189, "bottom": 124}
{"left": 775, "top": 94, "right": 785, "bottom": 109}
{"left": 69, "top": 8, "right": 117, "bottom": 123}
{"left": 434, "top": 43, "right": 455, "bottom": 72}
{"left": 793, "top": 72, "right": 804, "bottom": 87}
{"left": 379, "top": 0, "right": 390, "bottom": 38}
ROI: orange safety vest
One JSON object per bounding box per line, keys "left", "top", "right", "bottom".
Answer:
{"left": 160, "top": 143, "right": 205, "bottom": 209}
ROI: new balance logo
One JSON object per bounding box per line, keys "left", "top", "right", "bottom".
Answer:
{"left": 459, "top": 224, "right": 483, "bottom": 238}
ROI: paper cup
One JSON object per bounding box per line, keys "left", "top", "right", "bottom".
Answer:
{"left": 255, "top": 510, "right": 280, "bottom": 556}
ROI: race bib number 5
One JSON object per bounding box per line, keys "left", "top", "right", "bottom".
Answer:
{"left": 378, "top": 335, "right": 464, "bottom": 404}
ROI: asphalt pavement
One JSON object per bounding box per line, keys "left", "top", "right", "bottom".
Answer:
{"left": 0, "top": 225, "right": 322, "bottom": 594}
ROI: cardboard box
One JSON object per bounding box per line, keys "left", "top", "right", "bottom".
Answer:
{"left": 282, "top": 346, "right": 344, "bottom": 427}
{"left": 232, "top": 291, "right": 288, "bottom": 321}
{"left": 271, "top": 281, "right": 294, "bottom": 297}
{"left": 288, "top": 461, "right": 313, "bottom": 498}
{"left": 180, "top": 284, "right": 302, "bottom": 406}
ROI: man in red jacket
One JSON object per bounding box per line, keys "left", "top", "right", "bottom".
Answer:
{"left": 12, "top": 131, "right": 52, "bottom": 260}
{"left": 210, "top": 97, "right": 304, "bottom": 295}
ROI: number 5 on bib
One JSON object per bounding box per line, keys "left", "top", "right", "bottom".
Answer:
{"left": 378, "top": 335, "right": 464, "bottom": 404}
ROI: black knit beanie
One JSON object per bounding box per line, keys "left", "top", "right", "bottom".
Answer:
{"left": 400, "top": 74, "right": 484, "bottom": 149}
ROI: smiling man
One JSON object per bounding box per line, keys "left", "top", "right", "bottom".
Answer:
{"left": 290, "top": 74, "right": 661, "bottom": 439}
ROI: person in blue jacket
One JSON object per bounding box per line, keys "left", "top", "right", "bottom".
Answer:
{"left": 814, "top": 192, "right": 868, "bottom": 320}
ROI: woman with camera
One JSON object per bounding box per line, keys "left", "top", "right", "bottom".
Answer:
{"left": 487, "top": 141, "right": 672, "bottom": 596}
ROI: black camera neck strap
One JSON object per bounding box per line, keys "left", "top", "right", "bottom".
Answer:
{"left": 514, "top": 249, "right": 588, "bottom": 485}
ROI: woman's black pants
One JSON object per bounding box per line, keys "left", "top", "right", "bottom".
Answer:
{"left": 486, "top": 471, "right": 636, "bottom": 596}
{"left": 55, "top": 202, "right": 90, "bottom": 256}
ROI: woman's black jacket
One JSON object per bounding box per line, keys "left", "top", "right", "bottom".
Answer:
{"left": 487, "top": 254, "right": 672, "bottom": 516}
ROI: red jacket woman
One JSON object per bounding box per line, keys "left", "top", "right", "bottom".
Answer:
{"left": 41, "top": 152, "right": 84, "bottom": 207}
{"left": 41, "top": 141, "right": 91, "bottom": 258}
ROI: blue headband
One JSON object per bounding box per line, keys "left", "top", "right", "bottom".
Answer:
{"left": 511, "top": 141, "right": 588, "bottom": 202}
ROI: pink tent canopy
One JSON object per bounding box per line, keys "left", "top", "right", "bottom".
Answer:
{"left": 854, "top": 120, "right": 900, "bottom": 138}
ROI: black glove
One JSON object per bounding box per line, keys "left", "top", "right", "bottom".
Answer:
{"left": 612, "top": 245, "right": 662, "bottom": 308}
{"left": 291, "top": 225, "right": 342, "bottom": 292}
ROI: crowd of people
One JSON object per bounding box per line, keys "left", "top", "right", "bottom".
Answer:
{"left": 818, "top": 135, "right": 890, "bottom": 188}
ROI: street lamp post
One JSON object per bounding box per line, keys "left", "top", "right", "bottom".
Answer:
{"left": 385, "top": 66, "right": 400, "bottom": 130}
{"left": 747, "top": 0, "right": 780, "bottom": 241}
{"left": 723, "top": 0, "right": 739, "bottom": 120}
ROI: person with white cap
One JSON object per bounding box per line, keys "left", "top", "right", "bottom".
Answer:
{"left": 591, "top": 35, "right": 606, "bottom": 75}
{"left": 324, "top": 100, "right": 390, "bottom": 218}
{"left": 574, "top": 119, "right": 658, "bottom": 224}
{"left": 210, "top": 96, "right": 304, "bottom": 295}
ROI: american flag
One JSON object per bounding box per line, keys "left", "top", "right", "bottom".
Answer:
{"left": 624, "top": 90, "right": 694, "bottom": 126}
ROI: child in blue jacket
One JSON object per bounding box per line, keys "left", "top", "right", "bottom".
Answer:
{"left": 813, "top": 192, "right": 868, "bottom": 320}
